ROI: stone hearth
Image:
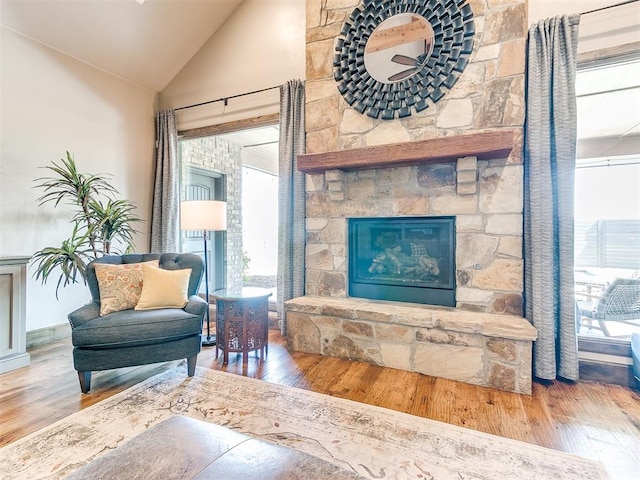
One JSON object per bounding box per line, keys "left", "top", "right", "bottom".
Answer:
{"left": 285, "top": 296, "right": 536, "bottom": 394}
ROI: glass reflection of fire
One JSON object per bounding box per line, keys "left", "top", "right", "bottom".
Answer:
{"left": 368, "top": 231, "right": 439, "bottom": 279}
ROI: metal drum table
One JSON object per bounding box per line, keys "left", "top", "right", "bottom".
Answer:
{"left": 213, "top": 287, "right": 272, "bottom": 365}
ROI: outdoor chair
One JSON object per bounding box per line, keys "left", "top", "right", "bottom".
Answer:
{"left": 577, "top": 277, "right": 640, "bottom": 337}
{"left": 68, "top": 253, "right": 207, "bottom": 393}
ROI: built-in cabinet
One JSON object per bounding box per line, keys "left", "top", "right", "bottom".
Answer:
{"left": 0, "top": 256, "right": 30, "bottom": 373}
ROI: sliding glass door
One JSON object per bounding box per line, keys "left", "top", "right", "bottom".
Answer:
{"left": 574, "top": 54, "right": 640, "bottom": 343}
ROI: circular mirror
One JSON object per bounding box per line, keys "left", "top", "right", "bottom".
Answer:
{"left": 364, "top": 13, "right": 435, "bottom": 84}
{"left": 333, "top": 0, "right": 475, "bottom": 120}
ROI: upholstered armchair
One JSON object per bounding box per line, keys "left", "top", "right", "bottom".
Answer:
{"left": 68, "top": 253, "right": 207, "bottom": 393}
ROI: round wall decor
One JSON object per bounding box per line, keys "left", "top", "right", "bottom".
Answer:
{"left": 333, "top": 0, "right": 475, "bottom": 120}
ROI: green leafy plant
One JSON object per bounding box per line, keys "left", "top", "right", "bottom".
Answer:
{"left": 31, "top": 152, "right": 141, "bottom": 297}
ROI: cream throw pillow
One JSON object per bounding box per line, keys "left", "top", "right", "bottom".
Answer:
{"left": 94, "top": 260, "right": 159, "bottom": 316}
{"left": 135, "top": 263, "right": 191, "bottom": 310}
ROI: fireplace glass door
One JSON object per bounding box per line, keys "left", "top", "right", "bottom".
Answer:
{"left": 349, "top": 216, "right": 455, "bottom": 306}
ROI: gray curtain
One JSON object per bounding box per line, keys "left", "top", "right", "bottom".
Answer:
{"left": 524, "top": 14, "right": 581, "bottom": 381}
{"left": 277, "top": 80, "right": 306, "bottom": 335}
{"left": 150, "top": 110, "right": 179, "bottom": 253}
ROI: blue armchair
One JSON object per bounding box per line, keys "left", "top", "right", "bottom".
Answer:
{"left": 68, "top": 253, "right": 207, "bottom": 393}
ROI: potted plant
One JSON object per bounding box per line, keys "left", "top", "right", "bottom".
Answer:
{"left": 31, "top": 152, "right": 141, "bottom": 297}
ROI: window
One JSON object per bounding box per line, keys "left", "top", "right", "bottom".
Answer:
{"left": 574, "top": 54, "right": 640, "bottom": 342}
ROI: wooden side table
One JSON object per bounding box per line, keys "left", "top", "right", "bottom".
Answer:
{"left": 213, "top": 287, "right": 272, "bottom": 365}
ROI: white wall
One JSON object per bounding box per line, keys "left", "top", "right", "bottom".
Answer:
{"left": 529, "top": 0, "right": 640, "bottom": 52}
{"left": 160, "top": 0, "right": 305, "bottom": 130}
{"left": 0, "top": 27, "right": 156, "bottom": 332}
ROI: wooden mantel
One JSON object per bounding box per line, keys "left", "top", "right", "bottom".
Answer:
{"left": 297, "top": 129, "right": 517, "bottom": 173}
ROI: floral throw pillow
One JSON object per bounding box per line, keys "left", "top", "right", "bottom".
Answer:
{"left": 94, "top": 260, "right": 159, "bottom": 316}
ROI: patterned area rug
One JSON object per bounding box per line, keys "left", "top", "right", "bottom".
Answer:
{"left": 0, "top": 366, "right": 609, "bottom": 479}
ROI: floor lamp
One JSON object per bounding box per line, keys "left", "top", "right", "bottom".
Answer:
{"left": 180, "top": 200, "right": 227, "bottom": 347}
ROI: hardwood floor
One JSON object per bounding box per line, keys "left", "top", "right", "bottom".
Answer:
{"left": 1, "top": 331, "right": 639, "bottom": 479}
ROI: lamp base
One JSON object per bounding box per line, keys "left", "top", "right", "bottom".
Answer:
{"left": 202, "top": 335, "right": 216, "bottom": 347}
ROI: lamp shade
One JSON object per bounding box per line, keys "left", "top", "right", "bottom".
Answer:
{"left": 180, "top": 200, "right": 227, "bottom": 231}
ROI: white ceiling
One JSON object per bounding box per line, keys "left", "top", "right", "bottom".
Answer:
{"left": 576, "top": 56, "right": 640, "bottom": 161}
{"left": 0, "top": 0, "right": 244, "bottom": 92}
{"left": 217, "top": 124, "right": 280, "bottom": 174}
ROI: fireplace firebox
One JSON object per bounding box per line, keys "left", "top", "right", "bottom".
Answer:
{"left": 348, "top": 216, "right": 455, "bottom": 306}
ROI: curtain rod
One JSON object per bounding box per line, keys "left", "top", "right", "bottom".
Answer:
{"left": 582, "top": 0, "right": 638, "bottom": 15}
{"left": 175, "top": 85, "right": 280, "bottom": 112}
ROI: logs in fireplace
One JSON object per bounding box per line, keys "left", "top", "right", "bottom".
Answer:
{"left": 349, "top": 216, "right": 455, "bottom": 306}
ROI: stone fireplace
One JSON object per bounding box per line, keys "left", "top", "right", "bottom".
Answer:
{"left": 285, "top": 133, "right": 537, "bottom": 394}
{"left": 285, "top": 0, "right": 536, "bottom": 394}
{"left": 294, "top": 130, "right": 528, "bottom": 315}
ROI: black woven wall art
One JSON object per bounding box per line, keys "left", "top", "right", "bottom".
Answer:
{"left": 333, "top": 0, "right": 475, "bottom": 120}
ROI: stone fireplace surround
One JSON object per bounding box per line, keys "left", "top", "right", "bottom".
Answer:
{"left": 284, "top": 130, "right": 537, "bottom": 394}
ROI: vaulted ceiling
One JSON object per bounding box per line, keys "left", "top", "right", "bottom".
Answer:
{"left": 0, "top": 0, "right": 244, "bottom": 92}
{"left": 2, "top": 0, "right": 637, "bottom": 163}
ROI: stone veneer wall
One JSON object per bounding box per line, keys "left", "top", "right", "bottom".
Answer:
{"left": 306, "top": 0, "right": 526, "bottom": 152}
{"left": 306, "top": 157, "right": 526, "bottom": 314}
{"left": 304, "top": 0, "right": 527, "bottom": 314}
{"left": 181, "top": 137, "right": 243, "bottom": 291}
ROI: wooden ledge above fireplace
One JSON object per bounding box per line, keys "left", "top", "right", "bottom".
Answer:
{"left": 297, "top": 129, "right": 518, "bottom": 173}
